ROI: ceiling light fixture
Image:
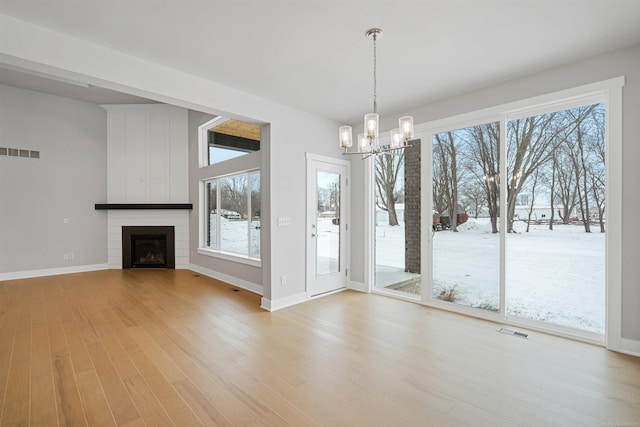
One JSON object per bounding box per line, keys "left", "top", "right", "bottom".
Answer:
{"left": 339, "top": 28, "right": 414, "bottom": 158}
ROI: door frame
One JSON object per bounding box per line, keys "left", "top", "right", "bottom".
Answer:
{"left": 416, "top": 78, "right": 623, "bottom": 347}
{"left": 306, "top": 153, "right": 351, "bottom": 298}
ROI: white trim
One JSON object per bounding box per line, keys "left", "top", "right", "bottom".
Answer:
{"left": 617, "top": 339, "right": 640, "bottom": 358}
{"left": 413, "top": 77, "right": 625, "bottom": 347}
{"left": 198, "top": 116, "right": 229, "bottom": 168}
{"left": 348, "top": 280, "right": 367, "bottom": 293}
{"left": 305, "top": 152, "right": 351, "bottom": 167}
{"left": 196, "top": 248, "right": 261, "bottom": 267}
{"left": 414, "top": 76, "right": 625, "bottom": 135}
{"left": 261, "top": 291, "right": 307, "bottom": 312}
{"left": 188, "top": 263, "right": 263, "bottom": 295}
{"left": 604, "top": 77, "right": 624, "bottom": 352}
{"left": 0, "top": 264, "right": 109, "bottom": 281}
{"left": 364, "top": 156, "right": 374, "bottom": 293}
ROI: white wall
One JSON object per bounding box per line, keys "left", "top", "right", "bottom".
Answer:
{"left": 351, "top": 44, "right": 640, "bottom": 347}
{"left": 0, "top": 84, "right": 107, "bottom": 274}
{"left": 0, "top": 14, "right": 343, "bottom": 308}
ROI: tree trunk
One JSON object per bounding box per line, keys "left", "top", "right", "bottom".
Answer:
{"left": 387, "top": 194, "right": 399, "bottom": 226}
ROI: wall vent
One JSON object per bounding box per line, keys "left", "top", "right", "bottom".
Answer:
{"left": 0, "top": 147, "right": 40, "bottom": 159}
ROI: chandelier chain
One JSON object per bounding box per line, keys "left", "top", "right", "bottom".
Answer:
{"left": 373, "top": 32, "right": 377, "bottom": 114}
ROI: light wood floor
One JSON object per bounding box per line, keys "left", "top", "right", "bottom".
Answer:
{"left": 1, "top": 270, "right": 639, "bottom": 426}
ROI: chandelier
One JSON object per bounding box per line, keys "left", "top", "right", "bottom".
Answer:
{"left": 339, "top": 28, "right": 414, "bottom": 157}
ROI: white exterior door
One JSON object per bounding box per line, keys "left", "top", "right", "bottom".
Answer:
{"left": 307, "top": 154, "right": 349, "bottom": 297}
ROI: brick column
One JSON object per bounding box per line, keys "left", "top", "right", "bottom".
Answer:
{"left": 404, "top": 140, "right": 421, "bottom": 273}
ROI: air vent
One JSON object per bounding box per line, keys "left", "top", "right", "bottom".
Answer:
{"left": 0, "top": 147, "right": 40, "bottom": 159}
{"left": 497, "top": 328, "right": 529, "bottom": 339}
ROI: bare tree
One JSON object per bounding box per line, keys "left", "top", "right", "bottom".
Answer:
{"left": 565, "top": 104, "right": 599, "bottom": 233}
{"left": 433, "top": 132, "right": 460, "bottom": 231}
{"left": 459, "top": 181, "right": 485, "bottom": 219}
{"left": 375, "top": 152, "right": 404, "bottom": 226}
{"left": 587, "top": 105, "right": 606, "bottom": 232}
{"left": 221, "top": 175, "right": 248, "bottom": 217}
{"left": 549, "top": 154, "right": 556, "bottom": 230}
{"left": 506, "top": 113, "right": 565, "bottom": 233}
{"left": 553, "top": 145, "right": 578, "bottom": 224}
{"left": 506, "top": 107, "right": 597, "bottom": 233}
{"left": 465, "top": 123, "right": 500, "bottom": 233}
{"left": 525, "top": 169, "right": 540, "bottom": 233}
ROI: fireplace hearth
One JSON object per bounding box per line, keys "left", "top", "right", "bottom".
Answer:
{"left": 122, "top": 226, "right": 175, "bottom": 269}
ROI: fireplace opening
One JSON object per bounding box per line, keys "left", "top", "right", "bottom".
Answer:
{"left": 122, "top": 226, "right": 175, "bottom": 269}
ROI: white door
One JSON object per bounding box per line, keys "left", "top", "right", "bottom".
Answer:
{"left": 307, "top": 155, "right": 349, "bottom": 297}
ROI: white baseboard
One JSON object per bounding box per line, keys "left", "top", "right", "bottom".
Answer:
{"left": 261, "top": 292, "right": 307, "bottom": 312}
{"left": 617, "top": 338, "right": 640, "bottom": 357}
{"left": 188, "top": 263, "right": 263, "bottom": 296}
{"left": 348, "top": 280, "right": 368, "bottom": 293}
{"left": 0, "top": 264, "right": 109, "bottom": 281}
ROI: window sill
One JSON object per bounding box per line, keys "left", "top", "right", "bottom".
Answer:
{"left": 197, "top": 248, "right": 262, "bottom": 268}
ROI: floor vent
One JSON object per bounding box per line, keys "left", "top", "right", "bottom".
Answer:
{"left": 497, "top": 328, "right": 529, "bottom": 339}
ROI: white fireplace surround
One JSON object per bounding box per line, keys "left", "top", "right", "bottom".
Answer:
{"left": 103, "top": 104, "right": 190, "bottom": 269}
{"left": 108, "top": 211, "right": 188, "bottom": 268}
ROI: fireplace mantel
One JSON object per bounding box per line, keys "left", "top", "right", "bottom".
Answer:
{"left": 95, "top": 203, "right": 192, "bottom": 210}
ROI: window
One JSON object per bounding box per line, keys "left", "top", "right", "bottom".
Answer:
{"left": 199, "top": 117, "right": 260, "bottom": 167}
{"left": 201, "top": 170, "right": 260, "bottom": 263}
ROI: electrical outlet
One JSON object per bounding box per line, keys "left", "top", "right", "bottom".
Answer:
{"left": 63, "top": 218, "right": 69, "bottom": 224}
{"left": 281, "top": 275, "right": 287, "bottom": 286}
{"left": 63, "top": 254, "right": 69, "bottom": 260}
{"left": 69, "top": 253, "right": 74, "bottom": 260}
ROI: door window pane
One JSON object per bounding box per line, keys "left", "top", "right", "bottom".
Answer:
{"left": 316, "top": 171, "right": 340, "bottom": 276}
{"left": 432, "top": 123, "right": 500, "bottom": 312}
{"left": 506, "top": 103, "right": 605, "bottom": 333}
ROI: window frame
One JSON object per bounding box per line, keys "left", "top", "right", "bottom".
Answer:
{"left": 198, "top": 169, "right": 261, "bottom": 267}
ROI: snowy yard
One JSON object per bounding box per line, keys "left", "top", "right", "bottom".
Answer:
{"left": 210, "top": 214, "right": 261, "bottom": 256}
{"left": 376, "top": 218, "right": 605, "bottom": 334}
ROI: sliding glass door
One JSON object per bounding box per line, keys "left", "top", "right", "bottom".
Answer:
{"left": 426, "top": 100, "right": 606, "bottom": 338}
{"left": 505, "top": 103, "right": 606, "bottom": 334}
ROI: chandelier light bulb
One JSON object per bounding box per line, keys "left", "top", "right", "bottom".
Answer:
{"left": 364, "top": 113, "right": 379, "bottom": 138}
{"left": 339, "top": 126, "right": 353, "bottom": 148}
{"left": 399, "top": 116, "right": 414, "bottom": 140}
{"left": 390, "top": 128, "right": 402, "bottom": 148}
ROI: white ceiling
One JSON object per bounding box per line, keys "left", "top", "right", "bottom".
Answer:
{"left": 1, "top": 1, "right": 639, "bottom": 124}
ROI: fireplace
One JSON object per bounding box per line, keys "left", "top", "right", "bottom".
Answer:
{"left": 122, "top": 226, "right": 175, "bottom": 269}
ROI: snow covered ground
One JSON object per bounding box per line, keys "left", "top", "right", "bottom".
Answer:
{"left": 211, "top": 214, "right": 261, "bottom": 256}
{"left": 376, "top": 218, "right": 605, "bottom": 334}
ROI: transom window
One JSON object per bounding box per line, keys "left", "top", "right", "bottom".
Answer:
{"left": 198, "top": 117, "right": 260, "bottom": 166}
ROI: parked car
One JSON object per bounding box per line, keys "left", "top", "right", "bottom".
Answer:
{"left": 215, "top": 209, "right": 241, "bottom": 220}
{"left": 433, "top": 213, "right": 469, "bottom": 231}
